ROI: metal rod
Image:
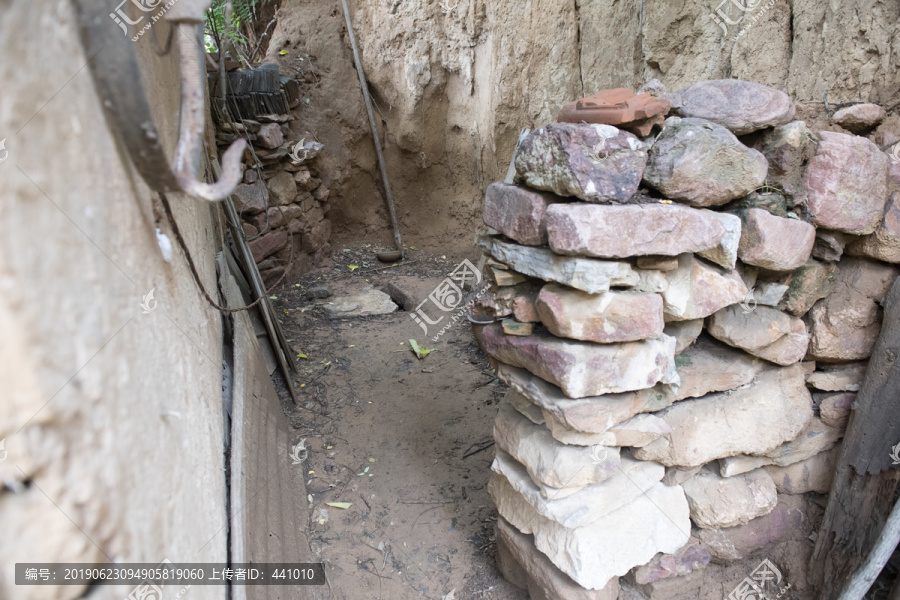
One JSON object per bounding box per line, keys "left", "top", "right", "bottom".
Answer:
{"left": 339, "top": 0, "right": 404, "bottom": 258}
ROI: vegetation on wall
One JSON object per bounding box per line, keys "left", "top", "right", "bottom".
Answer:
{"left": 204, "top": 0, "right": 277, "bottom": 67}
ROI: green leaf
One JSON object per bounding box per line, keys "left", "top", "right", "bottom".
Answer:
{"left": 279, "top": 50, "right": 289, "bottom": 55}
{"left": 297, "top": 353, "right": 308, "bottom": 359}
{"left": 409, "top": 339, "right": 434, "bottom": 359}
{"left": 348, "top": 265, "right": 359, "bottom": 271}
{"left": 325, "top": 502, "right": 352, "bottom": 509}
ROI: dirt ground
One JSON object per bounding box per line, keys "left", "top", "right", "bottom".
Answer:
{"left": 269, "top": 243, "right": 525, "bottom": 600}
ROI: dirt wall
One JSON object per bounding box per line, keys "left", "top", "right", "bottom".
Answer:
{"left": 0, "top": 3, "right": 228, "bottom": 598}
{"left": 265, "top": 0, "right": 900, "bottom": 253}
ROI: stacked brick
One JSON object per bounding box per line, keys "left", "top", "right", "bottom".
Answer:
{"left": 215, "top": 92, "right": 333, "bottom": 286}
{"left": 475, "top": 79, "right": 900, "bottom": 599}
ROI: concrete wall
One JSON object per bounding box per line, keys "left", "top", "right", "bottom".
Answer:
{"left": 0, "top": 2, "right": 228, "bottom": 598}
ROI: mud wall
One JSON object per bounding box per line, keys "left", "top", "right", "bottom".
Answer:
{"left": 266, "top": 0, "right": 900, "bottom": 252}
{"left": 0, "top": 3, "right": 228, "bottom": 598}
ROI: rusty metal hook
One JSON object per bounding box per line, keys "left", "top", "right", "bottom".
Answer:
{"left": 71, "top": 0, "right": 244, "bottom": 202}
{"left": 171, "top": 21, "right": 245, "bottom": 202}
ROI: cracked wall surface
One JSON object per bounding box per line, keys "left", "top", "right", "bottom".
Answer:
{"left": 0, "top": 2, "right": 228, "bottom": 598}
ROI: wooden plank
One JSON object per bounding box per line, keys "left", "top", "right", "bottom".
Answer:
{"left": 224, "top": 256, "right": 318, "bottom": 599}
{"left": 810, "top": 276, "right": 900, "bottom": 599}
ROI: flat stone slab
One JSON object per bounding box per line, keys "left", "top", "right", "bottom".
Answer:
{"left": 491, "top": 474, "right": 691, "bottom": 590}
{"left": 682, "top": 468, "right": 777, "bottom": 529}
{"left": 707, "top": 304, "right": 809, "bottom": 366}
{"left": 492, "top": 361, "right": 675, "bottom": 434}
{"left": 496, "top": 517, "right": 620, "bottom": 600}
{"left": 482, "top": 324, "right": 677, "bottom": 398}
{"left": 321, "top": 284, "right": 398, "bottom": 317}
{"left": 697, "top": 495, "right": 808, "bottom": 563}
{"left": 545, "top": 203, "right": 725, "bottom": 258}
{"left": 669, "top": 79, "right": 796, "bottom": 135}
{"left": 643, "top": 117, "right": 768, "bottom": 207}
{"left": 806, "top": 362, "right": 866, "bottom": 392}
{"left": 508, "top": 389, "right": 546, "bottom": 425}
{"left": 491, "top": 449, "right": 664, "bottom": 528}
{"left": 634, "top": 364, "right": 813, "bottom": 468}
{"left": 483, "top": 182, "right": 558, "bottom": 246}
{"left": 542, "top": 410, "right": 671, "bottom": 447}
{"left": 719, "top": 417, "right": 843, "bottom": 476}
{"left": 493, "top": 401, "right": 621, "bottom": 491}
{"left": 535, "top": 284, "right": 664, "bottom": 343}
{"left": 832, "top": 103, "right": 886, "bottom": 133}
{"left": 478, "top": 235, "right": 638, "bottom": 294}
{"left": 673, "top": 335, "right": 765, "bottom": 400}
{"left": 514, "top": 123, "right": 648, "bottom": 203}
{"left": 736, "top": 208, "right": 816, "bottom": 271}
{"left": 765, "top": 446, "right": 839, "bottom": 494}
{"left": 804, "top": 131, "right": 889, "bottom": 234}
{"left": 662, "top": 253, "right": 748, "bottom": 321}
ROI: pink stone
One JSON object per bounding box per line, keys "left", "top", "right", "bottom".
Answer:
{"left": 707, "top": 305, "right": 809, "bottom": 366}
{"left": 545, "top": 203, "right": 725, "bottom": 258}
{"left": 662, "top": 254, "right": 748, "bottom": 321}
{"left": 249, "top": 230, "right": 288, "bottom": 261}
{"left": 804, "top": 131, "right": 889, "bottom": 234}
{"left": 480, "top": 324, "right": 677, "bottom": 399}
{"left": 737, "top": 208, "right": 816, "bottom": 271}
{"left": 697, "top": 495, "right": 808, "bottom": 563}
{"left": 514, "top": 123, "right": 648, "bottom": 203}
{"left": 669, "top": 79, "right": 796, "bottom": 135}
{"left": 256, "top": 123, "right": 284, "bottom": 149}
{"left": 807, "top": 257, "right": 900, "bottom": 361}
{"left": 632, "top": 538, "right": 710, "bottom": 585}
{"left": 535, "top": 284, "right": 664, "bottom": 343}
{"left": 832, "top": 103, "right": 886, "bottom": 133}
{"left": 817, "top": 392, "right": 855, "bottom": 429}
{"left": 847, "top": 192, "right": 900, "bottom": 264}
{"left": 483, "top": 183, "right": 558, "bottom": 246}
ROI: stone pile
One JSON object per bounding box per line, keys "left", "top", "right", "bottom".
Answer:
{"left": 475, "top": 79, "right": 900, "bottom": 599}
{"left": 212, "top": 64, "right": 334, "bottom": 286}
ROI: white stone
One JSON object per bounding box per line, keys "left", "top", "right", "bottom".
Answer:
{"left": 492, "top": 362, "right": 676, "bottom": 434}
{"left": 490, "top": 473, "right": 691, "bottom": 590}
{"left": 719, "top": 417, "right": 843, "bottom": 476}
{"left": 682, "top": 468, "right": 777, "bottom": 529}
{"left": 662, "top": 253, "right": 748, "bottom": 321}
{"left": 697, "top": 210, "right": 742, "bottom": 270}
{"left": 491, "top": 449, "right": 664, "bottom": 528}
{"left": 765, "top": 446, "right": 839, "bottom": 494}
{"left": 493, "top": 401, "right": 621, "bottom": 492}
{"left": 478, "top": 235, "right": 638, "bottom": 294}
{"left": 634, "top": 364, "right": 813, "bottom": 468}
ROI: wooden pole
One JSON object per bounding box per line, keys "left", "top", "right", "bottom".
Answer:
{"left": 340, "top": 0, "right": 404, "bottom": 258}
{"left": 810, "top": 276, "right": 900, "bottom": 599}
{"left": 837, "top": 496, "right": 900, "bottom": 599}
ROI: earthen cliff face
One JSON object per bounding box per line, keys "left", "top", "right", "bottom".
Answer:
{"left": 267, "top": 0, "right": 900, "bottom": 251}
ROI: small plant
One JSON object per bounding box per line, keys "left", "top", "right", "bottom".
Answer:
{"left": 205, "top": 0, "right": 275, "bottom": 67}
